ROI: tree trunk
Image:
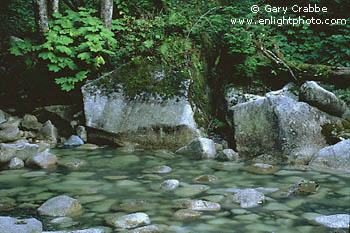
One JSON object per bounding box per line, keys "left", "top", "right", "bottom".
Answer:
{"left": 100, "top": 0, "right": 113, "bottom": 30}
{"left": 52, "top": 0, "right": 59, "bottom": 14}
{"left": 260, "top": 44, "right": 350, "bottom": 84}
{"left": 36, "top": 0, "right": 49, "bottom": 32}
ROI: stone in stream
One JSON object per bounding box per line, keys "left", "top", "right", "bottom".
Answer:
{"left": 127, "top": 225, "right": 162, "bottom": 233}
{"left": 64, "top": 135, "right": 84, "bottom": 147}
{"left": 215, "top": 149, "right": 239, "bottom": 161}
{"left": 309, "top": 139, "right": 350, "bottom": 173}
{"left": 38, "top": 195, "right": 83, "bottom": 217}
{"left": 174, "top": 184, "right": 210, "bottom": 197}
{"left": 313, "top": 214, "right": 350, "bottom": 229}
{"left": 111, "top": 200, "right": 149, "bottom": 213}
{"left": 77, "top": 143, "right": 99, "bottom": 150}
{"left": 240, "top": 163, "right": 279, "bottom": 175}
{"left": 142, "top": 165, "right": 172, "bottom": 174}
{"left": 0, "top": 197, "right": 16, "bottom": 211}
{"left": 0, "top": 142, "right": 39, "bottom": 163}
{"left": 26, "top": 151, "right": 57, "bottom": 169}
{"left": 173, "top": 209, "right": 202, "bottom": 221}
{"left": 284, "top": 180, "right": 319, "bottom": 197}
{"left": 193, "top": 175, "right": 218, "bottom": 183}
{"left": 160, "top": 179, "right": 180, "bottom": 190}
{"left": 0, "top": 216, "right": 42, "bottom": 233}
{"left": 42, "top": 229, "right": 107, "bottom": 233}
{"left": 230, "top": 188, "right": 265, "bottom": 208}
{"left": 175, "top": 137, "right": 216, "bottom": 159}
{"left": 175, "top": 200, "right": 221, "bottom": 211}
{"left": 8, "top": 157, "right": 24, "bottom": 169}
{"left": 105, "top": 212, "right": 151, "bottom": 229}
{"left": 50, "top": 217, "right": 76, "bottom": 228}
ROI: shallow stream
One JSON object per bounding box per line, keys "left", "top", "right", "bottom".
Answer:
{"left": 0, "top": 147, "right": 349, "bottom": 232}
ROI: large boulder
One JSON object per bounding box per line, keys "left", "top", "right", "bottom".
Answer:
{"left": 21, "top": 114, "right": 42, "bottom": 131}
{"left": 0, "top": 118, "right": 21, "bottom": 143}
{"left": 309, "top": 139, "right": 350, "bottom": 172}
{"left": 26, "top": 151, "right": 57, "bottom": 169}
{"left": 81, "top": 61, "right": 207, "bottom": 149}
{"left": 300, "top": 81, "right": 350, "bottom": 120}
{"left": 0, "top": 216, "right": 42, "bottom": 233}
{"left": 230, "top": 94, "right": 342, "bottom": 164}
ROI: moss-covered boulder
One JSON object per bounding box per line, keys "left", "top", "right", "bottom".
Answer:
{"left": 81, "top": 59, "right": 210, "bottom": 149}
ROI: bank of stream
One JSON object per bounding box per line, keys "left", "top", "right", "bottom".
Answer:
{"left": 1, "top": 146, "right": 349, "bottom": 232}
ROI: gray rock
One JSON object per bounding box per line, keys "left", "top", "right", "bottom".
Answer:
{"left": 76, "top": 126, "right": 87, "bottom": 142}
{"left": 37, "top": 120, "right": 58, "bottom": 143}
{"left": 26, "top": 151, "right": 57, "bottom": 169}
{"left": 160, "top": 179, "right": 180, "bottom": 190}
{"left": 128, "top": 225, "right": 161, "bottom": 233}
{"left": 175, "top": 137, "right": 216, "bottom": 159}
{"left": 225, "top": 87, "right": 264, "bottom": 110}
{"left": 0, "top": 197, "right": 16, "bottom": 211}
{"left": 241, "top": 163, "right": 279, "bottom": 175}
{"left": 105, "top": 212, "right": 151, "bottom": 229}
{"left": 111, "top": 200, "right": 148, "bottom": 213}
{"left": 175, "top": 200, "right": 221, "bottom": 211}
{"left": 310, "top": 139, "right": 350, "bottom": 172}
{"left": 231, "top": 94, "right": 342, "bottom": 164}
{"left": 0, "top": 109, "right": 6, "bottom": 124}
{"left": 0, "top": 216, "right": 42, "bottom": 233}
{"left": 174, "top": 184, "right": 210, "bottom": 197}
{"left": 314, "top": 214, "right": 350, "bottom": 229}
{"left": 21, "top": 114, "right": 42, "bottom": 131}
{"left": 142, "top": 165, "right": 172, "bottom": 174}
{"left": 174, "top": 209, "right": 202, "bottom": 221}
{"left": 215, "top": 149, "right": 239, "bottom": 161}
{"left": 0, "top": 127, "right": 21, "bottom": 143}
{"left": 300, "top": 81, "right": 349, "bottom": 119}
{"left": 43, "top": 229, "right": 106, "bottom": 233}
{"left": 231, "top": 188, "right": 265, "bottom": 208}
{"left": 38, "top": 195, "right": 83, "bottom": 217}
{"left": 64, "top": 135, "right": 84, "bottom": 146}
{"left": 8, "top": 157, "right": 24, "bottom": 169}
{"left": 0, "top": 118, "right": 21, "bottom": 129}
{"left": 0, "top": 143, "right": 16, "bottom": 163}
{"left": 81, "top": 73, "right": 201, "bottom": 149}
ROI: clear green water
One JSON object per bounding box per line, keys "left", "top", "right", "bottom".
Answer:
{"left": 0, "top": 147, "right": 349, "bottom": 233}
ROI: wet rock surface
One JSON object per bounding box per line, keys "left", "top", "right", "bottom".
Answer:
{"left": 38, "top": 195, "right": 83, "bottom": 217}
{"left": 0, "top": 216, "right": 42, "bottom": 233}
{"left": 105, "top": 212, "right": 151, "bottom": 229}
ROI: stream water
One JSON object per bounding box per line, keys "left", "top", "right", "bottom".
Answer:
{"left": 0, "top": 146, "right": 349, "bottom": 232}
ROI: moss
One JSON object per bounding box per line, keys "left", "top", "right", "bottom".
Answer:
{"left": 342, "top": 120, "right": 350, "bottom": 129}
{"left": 288, "top": 61, "right": 333, "bottom": 79}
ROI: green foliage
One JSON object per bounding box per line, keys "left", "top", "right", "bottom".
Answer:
{"left": 10, "top": 8, "right": 116, "bottom": 91}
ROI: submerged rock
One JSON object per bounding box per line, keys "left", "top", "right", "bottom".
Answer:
{"left": 174, "top": 184, "right": 210, "bottom": 197}
{"left": 174, "top": 209, "right": 202, "bottom": 221}
{"left": 38, "top": 195, "right": 83, "bottom": 217}
{"left": 314, "top": 214, "right": 350, "bottom": 229}
{"left": 0, "top": 216, "right": 42, "bottom": 233}
{"left": 175, "top": 200, "right": 221, "bottom": 211}
{"left": 111, "top": 200, "right": 148, "bottom": 213}
{"left": 310, "top": 139, "right": 350, "bottom": 172}
{"left": 142, "top": 165, "right": 172, "bottom": 174}
{"left": 127, "top": 225, "right": 161, "bottom": 233}
{"left": 241, "top": 163, "right": 279, "bottom": 175}
{"left": 193, "top": 175, "right": 218, "bottom": 183}
{"left": 160, "top": 179, "right": 180, "bottom": 190}
{"left": 284, "top": 180, "right": 319, "bottom": 197}
{"left": 105, "top": 212, "right": 151, "bottom": 229}
{"left": 230, "top": 189, "right": 265, "bottom": 208}
{"left": 175, "top": 137, "right": 216, "bottom": 159}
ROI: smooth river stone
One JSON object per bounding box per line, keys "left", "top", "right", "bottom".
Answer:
{"left": 142, "top": 165, "right": 172, "bottom": 174}
{"left": 105, "top": 212, "right": 151, "bottom": 229}
{"left": 174, "top": 184, "right": 209, "bottom": 197}
{"left": 21, "top": 171, "right": 47, "bottom": 178}
{"left": 175, "top": 200, "right": 221, "bottom": 211}
{"left": 193, "top": 175, "right": 218, "bottom": 183}
{"left": 173, "top": 209, "right": 202, "bottom": 221}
